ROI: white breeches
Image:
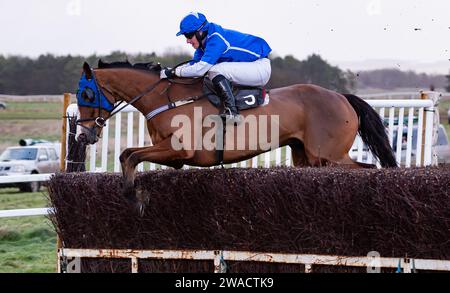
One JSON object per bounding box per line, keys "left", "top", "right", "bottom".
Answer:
{"left": 208, "top": 58, "right": 271, "bottom": 87}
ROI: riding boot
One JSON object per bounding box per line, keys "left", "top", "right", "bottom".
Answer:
{"left": 212, "top": 75, "right": 242, "bottom": 124}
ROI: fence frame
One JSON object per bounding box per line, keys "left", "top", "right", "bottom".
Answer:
{"left": 57, "top": 248, "right": 450, "bottom": 273}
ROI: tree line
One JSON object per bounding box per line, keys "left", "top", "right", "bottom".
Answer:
{"left": 0, "top": 52, "right": 353, "bottom": 95}
{"left": 0, "top": 51, "right": 447, "bottom": 95}
{"left": 356, "top": 69, "right": 446, "bottom": 91}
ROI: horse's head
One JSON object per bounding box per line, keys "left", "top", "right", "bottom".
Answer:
{"left": 75, "top": 62, "right": 115, "bottom": 145}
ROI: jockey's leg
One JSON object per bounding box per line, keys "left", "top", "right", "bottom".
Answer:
{"left": 211, "top": 74, "right": 241, "bottom": 123}
{"left": 208, "top": 58, "right": 271, "bottom": 87}
{"left": 208, "top": 58, "right": 271, "bottom": 124}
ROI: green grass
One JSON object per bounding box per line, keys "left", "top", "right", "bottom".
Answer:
{"left": 0, "top": 102, "right": 62, "bottom": 120}
{"left": 0, "top": 101, "right": 62, "bottom": 272}
{"left": 0, "top": 122, "right": 60, "bottom": 147}
{"left": 0, "top": 188, "right": 57, "bottom": 273}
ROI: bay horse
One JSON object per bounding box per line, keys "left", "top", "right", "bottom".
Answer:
{"left": 75, "top": 60, "right": 396, "bottom": 206}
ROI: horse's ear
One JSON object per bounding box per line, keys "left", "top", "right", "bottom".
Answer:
{"left": 83, "top": 62, "right": 92, "bottom": 79}
{"left": 149, "top": 62, "right": 162, "bottom": 72}
{"left": 98, "top": 59, "right": 105, "bottom": 68}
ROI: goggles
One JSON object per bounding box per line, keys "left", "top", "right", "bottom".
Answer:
{"left": 183, "top": 31, "right": 196, "bottom": 39}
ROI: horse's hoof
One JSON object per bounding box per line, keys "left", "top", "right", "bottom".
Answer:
{"left": 134, "top": 188, "right": 149, "bottom": 217}
{"left": 135, "top": 187, "right": 147, "bottom": 203}
{"left": 136, "top": 201, "right": 145, "bottom": 217}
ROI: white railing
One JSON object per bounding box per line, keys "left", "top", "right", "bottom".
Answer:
{"left": 352, "top": 99, "right": 435, "bottom": 167}
{"left": 0, "top": 174, "right": 53, "bottom": 218}
{"left": 57, "top": 248, "right": 450, "bottom": 273}
{"left": 0, "top": 207, "right": 52, "bottom": 218}
{"left": 0, "top": 173, "right": 52, "bottom": 184}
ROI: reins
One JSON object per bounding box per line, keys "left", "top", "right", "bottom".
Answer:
{"left": 166, "top": 60, "right": 206, "bottom": 86}
{"left": 76, "top": 60, "right": 207, "bottom": 140}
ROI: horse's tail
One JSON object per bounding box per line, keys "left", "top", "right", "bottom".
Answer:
{"left": 343, "top": 94, "right": 398, "bottom": 168}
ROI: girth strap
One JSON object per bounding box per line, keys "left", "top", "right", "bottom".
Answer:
{"left": 144, "top": 94, "right": 208, "bottom": 121}
{"left": 144, "top": 100, "right": 194, "bottom": 120}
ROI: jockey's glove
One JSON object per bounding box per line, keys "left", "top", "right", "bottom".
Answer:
{"left": 160, "top": 68, "right": 175, "bottom": 79}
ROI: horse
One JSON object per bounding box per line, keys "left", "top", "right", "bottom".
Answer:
{"left": 75, "top": 60, "right": 397, "bottom": 206}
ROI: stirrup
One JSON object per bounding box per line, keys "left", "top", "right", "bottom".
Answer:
{"left": 219, "top": 107, "right": 233, "bottom": 118}
{"left": 220, "top": 108, "right": 242, "bottom": 124}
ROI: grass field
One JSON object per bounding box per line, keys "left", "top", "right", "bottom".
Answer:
{"left": 0, "top": 101, "right": 62, "bottom": 272}
{"left": 0, "top": 101, "right": 62, "bottom": 120}
{"left": 0, "top": 188, "right": 56, "bottom": 273}
{"left": 0, "top": 102, "right": 63, "bottom": 152}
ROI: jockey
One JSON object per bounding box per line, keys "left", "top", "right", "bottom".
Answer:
{"left": 160, "top": 12, "right": 272, "bottom": 123}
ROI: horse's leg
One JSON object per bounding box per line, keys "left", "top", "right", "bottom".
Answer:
{"left": 120, "top": 147, "right": 144, "bottom": 177}
{"left": 301, "top": 117, "right": 359, "bottom": 167}
{"left": 120, "top": 148, "right": 184, "bottom": 173}
{"left": 290, "top": 137, "right": 374, "bottom": 169}
{"left": 121, "top": 136, "right": 194, "bottom": 202}
{"left": 303, "top": 145, "right": 376, "bottom": 169}
{"left": 336, "top": 154, "right": 377, "bottom": 169}
{"left": 289, "top": 139, "right": 310, "bottom": 167}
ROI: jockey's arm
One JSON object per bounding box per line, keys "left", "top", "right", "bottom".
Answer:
{"left": 175, "top": 35, "right": 227, "bottom": 78}
{"left": 172, "top": 49, "right": 205, "bottom": 76}
{"left": 175, "top": 61, "right": 212, "bottom": 77}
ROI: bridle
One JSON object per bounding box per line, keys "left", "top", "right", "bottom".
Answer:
{"left": 76, "top": 61, "right": 205, "bottom": 141}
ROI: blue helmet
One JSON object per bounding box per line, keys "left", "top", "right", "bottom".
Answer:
{"left": 176, "top": 12, "right": 209, "bottom": 36}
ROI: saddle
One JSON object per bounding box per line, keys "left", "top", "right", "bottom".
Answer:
{"left": 202, "top": 78, "right": 269, "bottom": 111}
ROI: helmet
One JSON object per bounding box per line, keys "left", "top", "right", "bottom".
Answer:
{"left": 176, "top": 12, "right": 209, "bottom": 36}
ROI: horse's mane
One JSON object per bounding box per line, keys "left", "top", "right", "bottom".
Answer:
{"left": 97, "top": 59, "right": 162, "bottom": 73}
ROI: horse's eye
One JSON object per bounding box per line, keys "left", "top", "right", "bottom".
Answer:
{"left": 82, "top": 88, "right": 95, "bottom": 103}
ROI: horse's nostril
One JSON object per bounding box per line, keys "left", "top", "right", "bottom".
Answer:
{"left": 77, "top": 133, "right": 86, "bottom": 143}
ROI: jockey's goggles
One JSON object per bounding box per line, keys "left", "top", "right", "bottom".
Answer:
{"left": 183, "top": 31, "right": 196, "bottom": 39}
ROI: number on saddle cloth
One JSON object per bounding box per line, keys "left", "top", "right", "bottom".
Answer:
{"left": 202, "top": 78, "right": 268, "bottom": 111}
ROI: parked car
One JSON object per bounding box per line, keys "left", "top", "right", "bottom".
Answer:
{"left": 0, "top": 142, "right": 61, "bottom": 192}
{"left": 433, "top": 124, "right": 450, "bottom": 164}
{"left": 0, "top": 101, "right": 6, "bottom": 110}
{"left": 350, "top": 124, "right": 450, "bottom": 165}
{"left": 391, "top": 124, "right": 450, "bottom": 165}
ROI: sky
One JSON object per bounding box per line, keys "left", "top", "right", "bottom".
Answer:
{"left": 1, "top": 0, "right": 450, "bottom": 74}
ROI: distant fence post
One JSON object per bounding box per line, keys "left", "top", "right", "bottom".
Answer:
{"left": 420, "top": 91, "right": 440, "bottom": 166}
{"left": 60, "top": 93, "right": 71, "bottom": 171}
{"left": 57, "top": 93, "right": 71, "bottom": 273}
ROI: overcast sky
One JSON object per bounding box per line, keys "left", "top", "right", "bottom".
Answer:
{"left": 1, "top": 0, "right": 449, "bottom": 73}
